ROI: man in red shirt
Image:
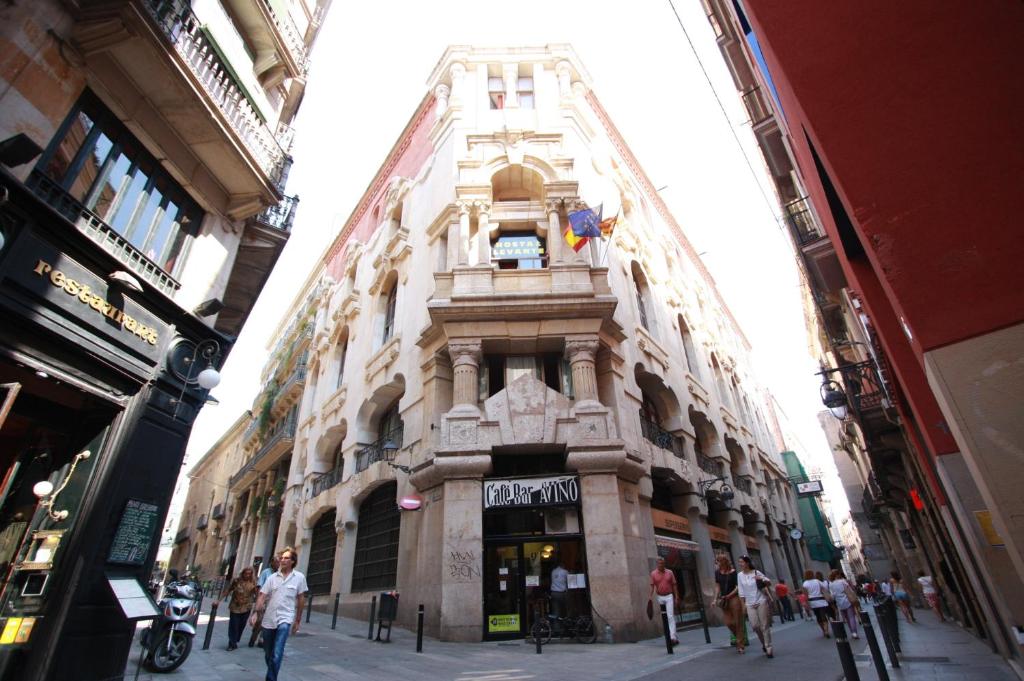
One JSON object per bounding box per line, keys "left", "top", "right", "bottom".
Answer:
{"left": 775, "top": 578, "right": 794, "bottom": 621}
{"left": 648, "top": 558, "right": 680, "bottom": 644}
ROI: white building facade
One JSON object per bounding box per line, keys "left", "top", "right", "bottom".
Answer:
{"left": 217, "top": 45, "right": 818, "bottom": 642}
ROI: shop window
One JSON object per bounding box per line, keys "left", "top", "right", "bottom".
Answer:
{"left": 517, "top": 77, "right": 534, "bottom": 109}
{"left": 480, "top": 353, "right": 573, "bottom": 399}
{"left": 488, "top": 76, "right": 505, "bottom": 109}
{"left": 35, "top": 91, "right": 202, "bottom": 276}
{"left": 491, "top": 233, "right": 547, "bottom": 269}
{"left": 351, "top": 482, "right": 400, "bottom": 592}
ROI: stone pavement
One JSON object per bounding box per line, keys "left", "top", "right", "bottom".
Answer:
{"left": 851, "top": 606, "right": 1020, "bottom": 681}
{"left": 121, "top": 604, "right": 1021, "bottom": 681}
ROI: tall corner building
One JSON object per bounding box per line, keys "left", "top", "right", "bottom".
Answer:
{"left": 182, "top": 44, "right": 826, "bottom": 643}
{"left": 0, "top": 0, "right": 329, "bottom": 678}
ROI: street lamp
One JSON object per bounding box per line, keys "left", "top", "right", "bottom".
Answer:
{"left": 171, "top": 339, "right": 222, "bottom": 420}
{"left": 697, "top": 476, "right": 735, "bottom": 508}
{"left": 382, "top": 439, "right": 411, "bottom": 474}
{"left": 818, "top": 375, "right": 848, "bottom": 420}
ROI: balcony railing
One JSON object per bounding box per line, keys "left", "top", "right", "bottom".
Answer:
{"left": 741, "top": 86, "right": 773, "bottom": 126}
{"left": 698, "top": 453, "right": 722, "bottom": 476}
{"left": 229, "top": 411, "right": 298, "bottom": 487}
{"left": 174, "top": 527, "right": 190, "bottom": 544}
{"left": 638, "top": 413, "right": 685, "bottom": 458}
{"left": 261, "top": 0, "right": 310, "bottom": 73}
{"left": 310, "top": 467, "right": 344, "bottom": 497}
{"left": 784, "top": 196, "right": 825, "bottom": 245}
{"left": 734, "top": 476, "right": 754, "bottom": 495}
{"left": 195, "top": 514, "right": 208, "bottom": 530}
{"left": 211, "top": 503, "right": 225, "bottom": 520}
{"left": 355, "top": 426, "right": 404, "bottom": 473}
{"left": 143, "top": 0, "right": 289, "bottom": 191}
{"left": 254, "top": 194, "right": 299, "bottom": 233}
{"left": 26, "top": 171, "right": 181, "bottom": 295}
{"left": 834, "top": 361, "right": 888, "bottom": 418}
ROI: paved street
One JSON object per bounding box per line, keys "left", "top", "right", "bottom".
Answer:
{"left": 122, "top": 604, "right": 1017, "bottom": 681}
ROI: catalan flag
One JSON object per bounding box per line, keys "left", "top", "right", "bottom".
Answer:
{"left": 599, "top": 210, "right": 619, "bottom": 239}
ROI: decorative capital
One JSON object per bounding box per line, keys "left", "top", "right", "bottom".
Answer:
{"left": 544, "top": 198, "right": 563, "bottom": 215}
{"left": 434, "top": 83, "right": 451, "bottom": 99}
{"left": 449, "top": 62, "right": 466, "bottom": 79}
{"left": 473, "top": 200, "right": 492, "bottom": 217}
{"left": 448, "top": 340, "right": 482, "bottom": 367}
{"left": 565, "top": 338, "right": 599, "bottom": 363}
{"left": 555, "top": 60, "right": 573, "bottom": 78}
{"left": 455, "top": 200, "right": 472, "bottom": 216}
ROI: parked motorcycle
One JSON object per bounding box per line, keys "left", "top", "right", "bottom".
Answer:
{"left": 139, "top": 576, "right": 201, "bottom": 672}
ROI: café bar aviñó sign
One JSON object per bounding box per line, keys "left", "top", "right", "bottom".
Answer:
{"left": 484, "top": 475, "right": 579, "bottom": 510}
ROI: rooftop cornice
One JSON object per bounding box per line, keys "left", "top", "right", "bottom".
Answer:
{"left": 425, "top": 44, "right": 592, "bottom": 91}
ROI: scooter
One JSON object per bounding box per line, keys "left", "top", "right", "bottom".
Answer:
{"left": 140, "top": 576, "right": 201, "bottom": 672}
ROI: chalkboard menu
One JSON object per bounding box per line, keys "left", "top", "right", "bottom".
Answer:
{"left": 107, "top": 499, "right": 160, "bottom": 565}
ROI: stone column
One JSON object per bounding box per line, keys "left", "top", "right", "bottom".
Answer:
{"left": 771, "top": 538, "right": 792, "bottom": 585}
{"left": 555, "top": 60, "right": 573, "bottom": 100}
{"left": 446, "top": 218, "right": 460, "bottom": 271}
{"left": 545, "top": 198, "right": 563, "bottom": 264}
{"left": 754, "top": 525, "right": 779, "bottom": 578}
{"left": 448, "top": 62, "right": 466, "bottom": 108}
{"left": 475, "top": 201, "right": 491, "bottom": 266}
{"left": 502, "top": 63, "right": 518, "bottom": 108}
{"left": 565, "top": 338, "right": 600, "bottom": 406}
{"left": 456, "top": 201, "right": 471, "bottom": 265}
{"left": 434, "top": 83, "right": 450, "bottom": 118}
{"left": 448, "top": 341, "right": 482, "bottom": 413}
{"left": 728, "top": 519, "right": 746, "bottom": 566}
{"left": 686, "top": 504, "right": 717, "bottom": 609}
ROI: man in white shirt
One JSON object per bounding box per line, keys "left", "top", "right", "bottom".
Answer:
{"left": 251, "top": 547, "right": 307, "bottom": 681}
{"left": 550, "top": 562, "right": 569, "bottom": 621}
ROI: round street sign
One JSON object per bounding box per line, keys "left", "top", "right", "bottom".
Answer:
{"left": 398, "top": 494, "right": 423, "bottom": 511}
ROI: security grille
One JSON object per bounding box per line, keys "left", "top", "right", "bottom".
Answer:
{"left": 307, "top": 509, "right": 337, "bottom": 595}
{"left": 351, "top": 482, "right": 400, "bottom": 592}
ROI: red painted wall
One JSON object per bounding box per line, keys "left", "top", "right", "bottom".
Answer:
{"left": 745, "top": 0, "right": 1024, "bottom": 354}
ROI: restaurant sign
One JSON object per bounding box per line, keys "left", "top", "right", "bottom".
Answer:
{"left": 484, "top": 475, "right": 579, "bottom": 509}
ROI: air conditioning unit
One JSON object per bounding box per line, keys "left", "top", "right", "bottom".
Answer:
{"left": 545, "top": 508, "right": 580, "bottom": 534}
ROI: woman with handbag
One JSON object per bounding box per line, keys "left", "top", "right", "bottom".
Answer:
{"left": 737, "top": 555, "right": 774, "bottom": 658}
{"left": 714, "top": 554, "right": 748, "bottom": 653}
{"left": 829, "top": 569, "right": 861, "bottom": 639}
{"left": 802, "top": 570, "right": 832, "bottom": 637}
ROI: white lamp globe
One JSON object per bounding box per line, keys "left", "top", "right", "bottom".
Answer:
{"left": 197, "top": 367, "right": 221, "bottom": 390}
{"left": 33, "top": 480, "right": 54, "bottom": 498}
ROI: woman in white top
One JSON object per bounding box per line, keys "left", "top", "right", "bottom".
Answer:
{"left": 917, "top": 570, "right": 945, "bottom": 622}
{"left": 829, "top": 569, "right": 860, "bottom": 639}
{"left": 737, "top": 555, "right": 774, "bottom": 658}
{"left": 802, "top": 570, "right": 832, "bottom": 638}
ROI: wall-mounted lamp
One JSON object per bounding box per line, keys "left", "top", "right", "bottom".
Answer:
{"left": 171, "top": 339, "right": 222, "bottom": 420}
{"left": 32, "top": 450, "right": 91, "bottom": 522}
{"left": 818, "top": 376, "right": 848, "bottom": 420}
{"left": 382, "top": 440, "right": 411, "bottom": 474}
{"left": 697, "top": 476, "right": 734, "bottom": 508}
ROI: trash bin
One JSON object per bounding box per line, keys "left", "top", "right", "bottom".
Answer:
{"left": 379, "top": 592, "right": 399, "bottom": 620}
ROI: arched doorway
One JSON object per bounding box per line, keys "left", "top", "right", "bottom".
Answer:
{"left": 351, "top": 482, "right": 400, "bottom": 592}
{"left": 307, "top": 509, "right": 337, "bottom": 595}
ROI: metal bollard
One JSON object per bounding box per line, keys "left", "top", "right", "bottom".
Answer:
{"left": 698, "top": 597, "right": 711, "bottom": 644}
{"left": 332, "top": 593, "right": 340, "bottom": 630}
{"left": 368, "top": 595, "right": 377, "bottom": 640}
{"left": 859, "top": 611, "right": 891, "bottom": 681}
{"left": 416, "top": 604, "right": 424, "bottom": 653}
{"left": 202, "top": 601, "right": 218, "bottom": 651}
{"left": 660, "top": 603, "right": 674, "bottom": 655}
{"left": 535, "top": 605, "right": 542, "bottom": 655}
{"left": 874, "top": 604, "right": 901, "bottom": 668}
{"left": 306, "top": 594, "right": 313, "bottom": 623}
{"left": 831, "top": 619, "right": 860, "bottom": 681}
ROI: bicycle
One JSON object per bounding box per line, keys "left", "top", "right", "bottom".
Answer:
{"left": 530, "top": 612, "right": 597, "bottom": 644}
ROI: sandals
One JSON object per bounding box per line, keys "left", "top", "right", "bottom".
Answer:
{"left": 766, "top": 646, "right": 774, "bottom": 658}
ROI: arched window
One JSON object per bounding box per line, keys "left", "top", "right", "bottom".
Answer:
{"left": 378, "top": 401, "right": 403, "bottom": 445}
{"left": 381, "top": 283, "right": 397, "bottom": 345}
{"left": 307, "top": 509, "right": 337, "bottom": 595}
{"left": 711, "top": 355, "right": 732, "bottom": 410}
{"left": 336, "top": 329, "right": 349, "bottom": 389}
{"left": 678, "top": 316, "right": 701, "bottom": 379}
{"left": 631, "top": 262, "right": 653, "bottom": 332}
{"left": 351, "top": 482, "right": 400, "bottom": 591}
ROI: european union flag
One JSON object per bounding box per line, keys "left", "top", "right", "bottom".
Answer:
{"left": 568, "top": 204, "right": 603, "bottom": 238}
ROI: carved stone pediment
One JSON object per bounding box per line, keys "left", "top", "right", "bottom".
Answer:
{"left": 484, "top": 374, "right": 571, "bottom": 445}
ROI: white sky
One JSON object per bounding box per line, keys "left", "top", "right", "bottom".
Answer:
{"left": 179, "top": 0, "right": 848, "bottom": 521}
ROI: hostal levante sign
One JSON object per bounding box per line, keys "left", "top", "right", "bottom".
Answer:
{"left": 484, "top": 475, "right": 580, "bottom": 509}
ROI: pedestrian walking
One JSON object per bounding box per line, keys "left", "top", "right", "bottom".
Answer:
{"left": 251, "top": 548, "right": 307, "bottom": 681}
{"left": 815, "top": 570, "right": 836, "bottom": 619}
{"left": 802, "top": 570, "right": 832, "bottom": 637}
{"left": 714, "top": 554, "right": 748, "bottom": 653}
{"left": 889, "top": 571, "right": 916, "bottom": 623}
{"left": 775, "top": 578, "right": 795, "bottom": 621}
{"left": 216, "top": 567, "right": 259, "bottom": 650}
{"left": 796, "top": 587, "right": 812, "bottom": 620}
{"left": 828, "top": 569, "right": 861, "bottom": 639}
{"left": 917, "top": 570, "right": 945, "bottom": 622}
{"left": 737, "top": 555, "right": 774, "bottom": 658}
{"left": 648, "top": 557, "right": 680, "bottom": 645}
{"left": 550, "top": 561, "right": 569, "bottom": 620}
{"left": 249, "top": 556, "right": 280, "bottom": 647}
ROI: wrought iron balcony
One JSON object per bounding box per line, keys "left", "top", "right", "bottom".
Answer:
{"left": 310, "top": 466, "right": 344, "bottom": 498}
{"left": 741, "top": 86, "right": 773, "bottom": 126}
{"left": 211, "top": 503, "right": 225, "bottom": 520}
{"left": 638, "top": 413, "right": 685, "bottom": 458}
{"left": 195, "top": 514, "right": 208, "bottom": 530}
{"left": 143, "top": 0, "right": 289, "bottom": 191}
{"left": 734, "top": 476, "right": 754, "bottom": 495}
{"left": 25, "top": 171, "right": 181, "bottom": 295}
{"left": 174, "top": 527, "right": 190, "bottom": 544}
{"left": 229, "top": 411, "right": 298, "bottom": 487}
{"left": 784, "top": 196, "right": 825, "bottom": 245}
{"left": 355, "top": 426, "right": 404, "bottom": 473}
{"left": 698, "top": 453, "right": 722, "bottom": 476}
{"left": 254, "top": 194, "right": 299, "bottom": 233}
{"left": 833, "top": 360, "right": 889, "bottom": 418}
